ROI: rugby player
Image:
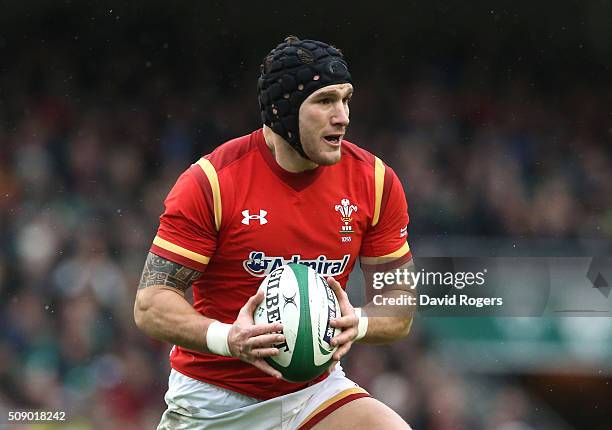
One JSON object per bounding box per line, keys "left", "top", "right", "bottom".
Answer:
{"left": 134, "top": 36, "right": 414, "bottom": 429}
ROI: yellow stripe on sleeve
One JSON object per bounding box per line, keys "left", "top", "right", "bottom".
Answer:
{"left": 195, "top": 158, "right": 222, "bottom": 231}
{"left": 152, "top": 235, "right": 211, "bottom": 265}
{"left": 372, "top": 156, "right": 385, "bottom": 227}
{"left": 360, "top": 242, "right": 410, "bottom": 265}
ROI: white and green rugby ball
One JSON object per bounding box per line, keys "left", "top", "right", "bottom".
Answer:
{"left": 253, "top": 263, "right": 341, "bottom": 383}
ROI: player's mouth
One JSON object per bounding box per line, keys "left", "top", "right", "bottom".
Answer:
{"left": 322, "top": 134, "right": 343, "bottom": 146}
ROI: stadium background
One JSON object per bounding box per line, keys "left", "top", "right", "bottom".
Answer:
{"left": 1, "top": 1, "right": 611, "bottom": 428}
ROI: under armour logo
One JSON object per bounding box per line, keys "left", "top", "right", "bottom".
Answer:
{"left": 242, "top": 209, "right": 268, "bottom": 225}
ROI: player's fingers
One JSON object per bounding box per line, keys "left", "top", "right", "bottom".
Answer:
{"left": 247, "top": 333, "right": 285, "bottom": 349}
{"left": 248, "top": 321, "right": 283, "bottom": 337}
{"left": 249, "top": 347, "right": 281, "bottom": 358}
{"left": 330, "top": 314, "right": 358, "bottom": 328}
{"left": 327, "top": 276, "right": 353, "bottom": 315}
{"left": 328, "top": 360, "right": 339, "bottom": 374}
{"left": 331, "top": 328, "right": 358, "bottom": 346}
{"left": 332, "top": 342, "right": 352, "bottom": 362}
{"left": 252, "top": 359, "right": 283, "bottom": 379}
{"left": 326, "top": 276, "right": 342, "bottom": 293}
{"left": 240, "top": 290, "right": 264, "bottom": 315}
{"left": 237, "top": 291, "right": 269, "bottom": 325}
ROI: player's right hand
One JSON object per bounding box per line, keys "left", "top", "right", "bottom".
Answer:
{"left": 228, "top": 290, "right": 285, "bottom": 379}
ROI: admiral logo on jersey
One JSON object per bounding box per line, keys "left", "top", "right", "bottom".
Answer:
{"left": 243, "top": 251, "right": 350, "bottom": 277}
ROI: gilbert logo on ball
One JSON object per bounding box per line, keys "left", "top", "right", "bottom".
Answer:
{"left": 253, "top": 263, "right": 341, "bottom": 382}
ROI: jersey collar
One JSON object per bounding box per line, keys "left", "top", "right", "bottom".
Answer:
{"left": 254, "top": 128, "right": 326, "bottom": 192}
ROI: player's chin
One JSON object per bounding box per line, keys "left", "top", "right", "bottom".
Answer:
{"left": 311, "top": 148, "right": 342, "bottom": 166}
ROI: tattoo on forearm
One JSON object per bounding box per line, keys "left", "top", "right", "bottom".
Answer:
{"left": 138, "top": 252, "right": 202, "bottom": 291}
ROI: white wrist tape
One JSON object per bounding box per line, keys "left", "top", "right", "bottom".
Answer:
{"left": 354, "top": 308, "right": 369, "bottom": 341}
{"left": 206, "top": 321, "right": 232, "bottom": 357}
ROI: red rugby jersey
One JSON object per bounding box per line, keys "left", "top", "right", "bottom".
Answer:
{"left": 150, "top": 128, "right": 411, "bottom": 400}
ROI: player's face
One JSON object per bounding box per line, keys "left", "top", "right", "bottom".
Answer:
{"left": 298, "top": 83, "right": 353, "bottom": 165}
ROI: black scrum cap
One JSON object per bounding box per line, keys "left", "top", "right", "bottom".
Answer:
{"left": 258, "top": 37, "right": 352, "bottom": 158}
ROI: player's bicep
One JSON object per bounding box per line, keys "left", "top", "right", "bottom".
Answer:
{"left": 382, "top": 258, "right": 416, "bottom": 292}
{"left": 362, "top": 258, "right": 416, "bottom": 301}
{"left": 138, "top": 252, "right": 203, "bottom": 294}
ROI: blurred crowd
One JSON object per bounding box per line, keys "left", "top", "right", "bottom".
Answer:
{"left": 1, "top": 41, "right": 610, "bottom": 429}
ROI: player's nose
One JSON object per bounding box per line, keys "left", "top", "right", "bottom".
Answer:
{"left": 331, "top": 103, "right": 349, "bottom": 128}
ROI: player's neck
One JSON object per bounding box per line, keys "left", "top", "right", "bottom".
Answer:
{"left": 263, "top": 126, "right": 318, "bottom": 173}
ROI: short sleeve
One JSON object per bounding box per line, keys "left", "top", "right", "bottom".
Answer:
{"left": 360, "top": 165, "right": 412, "bottom": 269}
{"left": 150, "top": 164, "right": 218, "bottom": 272}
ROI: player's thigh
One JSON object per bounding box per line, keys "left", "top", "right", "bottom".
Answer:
{"left": 310, "top": 396, "right": 411, "bottom": 430}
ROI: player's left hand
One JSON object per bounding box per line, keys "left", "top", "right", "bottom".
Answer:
{"left": 327, "top": 276, "right": 359, "bottom": 370}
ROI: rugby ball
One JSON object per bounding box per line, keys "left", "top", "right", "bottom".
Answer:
{"left": 253, "top": 263, "right": 341, "bottom": 382}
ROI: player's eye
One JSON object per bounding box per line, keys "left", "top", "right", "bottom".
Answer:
{"left": 319, "top": 98, "right": 332, "bottom": 104}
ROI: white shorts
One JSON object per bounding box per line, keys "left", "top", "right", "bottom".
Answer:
{"left": 157, "top": 365, "right": 369, "bottom": 430}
